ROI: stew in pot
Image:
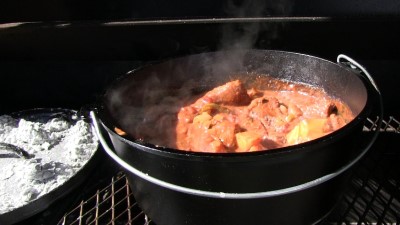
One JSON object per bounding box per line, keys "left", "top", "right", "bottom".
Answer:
{"left": 118, "top": 76, "right": 355, "bottom": 153}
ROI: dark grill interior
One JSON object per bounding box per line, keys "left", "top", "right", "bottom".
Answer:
{"left": 1, "top": 1, "right": 400, "bottom": 224}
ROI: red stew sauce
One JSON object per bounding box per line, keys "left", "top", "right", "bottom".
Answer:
{"left": 120, "top": 77, "right": 355, "bottom": 153}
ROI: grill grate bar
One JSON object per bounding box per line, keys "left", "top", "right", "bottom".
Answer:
{"left": 57, "top": 117, "right": 400, "bottom": 225}
{"left": 387, "top": 116, "right": 400, "bottom": 132}
{"left": 95, "top": 190, "right": 100, "bottom": 225}
{"left": 126, "top": 177, "right": 132, "bottom": 224}
{"left": 111, "top": 176, "right": 115, "bottom": 225}
{"left": 378, "top": 192, "right": 397, "bottom": 224}
{"left": 360, "top": 180, "right": 386, "bottom": 222}
{"left": 364, "top": 116, "right": 400, "bottom": 133}
{"left": 79, "top": 201, "right": 84, "bottom": 225}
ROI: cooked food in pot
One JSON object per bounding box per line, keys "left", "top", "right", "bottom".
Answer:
{"left": 120, "top": 76, "right": 355, "bottom": 153}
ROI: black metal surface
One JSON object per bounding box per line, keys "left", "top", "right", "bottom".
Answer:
{"left": 1, "top": 19, "right": 400, "bottom": 61}
{"left": 51, "top": 117, "right": 399, "bottom": 225}
{"left": 1, "top": 0, "right": 400, "bottom": 23}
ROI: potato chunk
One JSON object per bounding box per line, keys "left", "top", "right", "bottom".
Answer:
{"left": 235, "top": 131, "right": 262, "bottom": 152}
{"left": 286, "top": 118, "right": 328, "bottom": 145}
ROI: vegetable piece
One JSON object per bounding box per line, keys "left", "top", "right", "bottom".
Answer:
{"left": 199, "top": 103, "right": 229, "bottom": 115}
{"left": 192, "top": 112, "right": 213, "bottom": 129}
{"left": 114, "top": 127, "right": 127, "bottom": 136}
{"left": 235, "top": 131, "right": 262, "bottom": 152}
{"left": 285, "top": 103, "right": 303, "bottom": 122}
{"left": 286, "top": 118, "right": 328, "bottom": 145}
{"left": 188, "top": 112, "right": 217, "bottom": 152}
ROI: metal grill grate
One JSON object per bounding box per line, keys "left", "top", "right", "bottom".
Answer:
{"left": 59, "top": 173, "right": 151, "bottom": 225}
{"left": 364, "top": 116, "right": 400, "bottom": 132}
{"left": 58, "top": 117, "right": 400, "bottom": 225}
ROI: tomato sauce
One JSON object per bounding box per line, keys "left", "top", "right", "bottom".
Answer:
{"left": 124, "top": 76, "right": 355, "bottom": 153}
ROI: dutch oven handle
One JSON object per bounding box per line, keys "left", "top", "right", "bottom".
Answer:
{"left": 337, "top": 54, "right": 384, "bottom": 139}
{"left": 90, "top": 55, "right": 383, "bottom": 199}
{"left": 337, "top": 54, "right": 382, "bottom": 97}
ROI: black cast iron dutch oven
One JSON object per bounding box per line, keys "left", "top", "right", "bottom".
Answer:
{"left": 91, "top": 50, "right": 382, "bottom": 225}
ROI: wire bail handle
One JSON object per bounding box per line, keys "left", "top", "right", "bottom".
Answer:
{"left": 337, "top": 54, "right": 381, "bottom": 95}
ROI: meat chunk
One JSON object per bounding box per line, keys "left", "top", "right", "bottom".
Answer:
{"left": 323, "top": 113, "right": 347, "bottom": 132}
{"left": 209, "top": 118, "right": 237, "bottom": 149}
{"left": 249, "top": 97, "right": 284, "bottom": 118}
{"left": 192, "top": 80, "right": 251, "bottom": 109}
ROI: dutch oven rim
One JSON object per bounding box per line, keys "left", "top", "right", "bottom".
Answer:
{"left": 98, "top": 49, "right": 374, "bottom": 161}
{"left": 91, "top": 51, "right": 383, "bottom": 198}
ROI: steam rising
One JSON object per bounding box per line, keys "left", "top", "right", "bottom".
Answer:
{"left": 219, "top": 0, "right": 266, "bottom": 50}
{"left": 219, "top": 0, "right": 293, "bottom": 51}
{"left": 105, "top": 0, "right": 295, "bottom": 143}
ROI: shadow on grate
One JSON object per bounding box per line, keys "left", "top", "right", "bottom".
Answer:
{"left": 58, "top": 117, "right": 400, "bottom": 225}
